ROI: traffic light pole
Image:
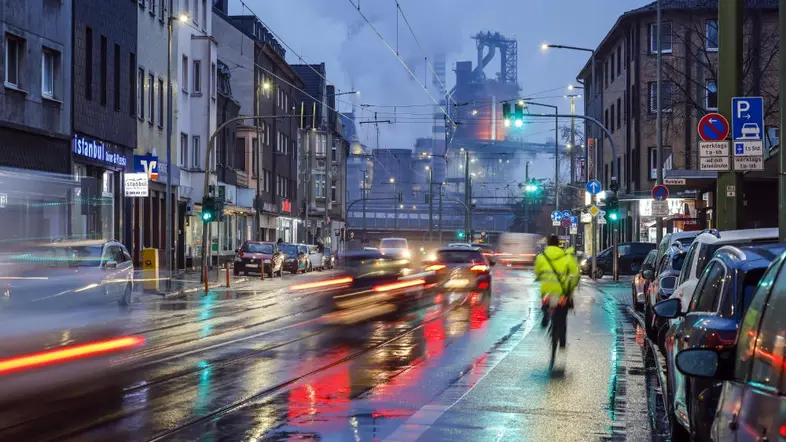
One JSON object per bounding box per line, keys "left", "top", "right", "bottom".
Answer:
{"left": 428, "top": 168, "right": 433, "bottom": 241}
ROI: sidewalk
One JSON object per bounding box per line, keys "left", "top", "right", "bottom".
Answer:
{"left": 134, "top": 267, "right": 252, "bottom": 299}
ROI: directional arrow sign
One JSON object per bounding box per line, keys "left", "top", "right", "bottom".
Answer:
{"left": 585, "top": 179, "right": 602, "bottom": 195}
{"left": 561, "top": 210, "right": 572, "bottom": 219}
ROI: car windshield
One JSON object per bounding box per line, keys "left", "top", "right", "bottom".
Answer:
{"left": 244, "top": 243, "right": 273, "bottom": 254}
{"left": 380, "top": 239, "right": 407, "bottom": 249}
{"left": 279, "top": 245, "right": 298, "bottom": 256}
{"left": 436, "top": 250, "right": 485, "bottom": 263}
{"left": 671, "top": 253, "right": 686, "bottom": 271}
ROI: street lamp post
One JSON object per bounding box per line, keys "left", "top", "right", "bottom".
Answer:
{"left": 164, "top": 12, "right": 188, "bottom": 290}
{"left": 521, "top": 101, "right": 559, "bottom": 234}
{"left": 426, "top": 166, "right": 433, "bottom": 241}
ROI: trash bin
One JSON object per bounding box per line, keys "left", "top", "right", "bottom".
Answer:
{"left": 142, "top": 248, "right": 159, "bottom": 291}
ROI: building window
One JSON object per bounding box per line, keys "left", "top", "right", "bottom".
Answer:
{"left": 192, "top": 136, "right": 201, "bottom": 169}
{"left": 604, "top": 60, "right": 609, "bottom": 88}
{"left": 85, "top": 27, "right": 93, "bottom": 100}
{"left": 264, "top": 123, "right": 271, "bottom": 145}
{"left": 148, "top": 73, "right": 154, "bottom": 124}
{"left": 706, "top": 20, "right": 718, "bottom": 51}
{"left": 4, "top": 34, "right": 23, "bottom": 88}
{"left": 148, "top": 0, "right": 155, "bottom": 13}
{"left": 331, "top": 181, "right": 337, "bottom": 202}
{"left": 158, "top": 78, "right": 164, "bottom": 127}
{"left": 193, "top": 0, "right": 198, "bottom": 24}
{"left": 616, "top": 97, "right": 621, "bottom": 128}
{"left": 315, "top": 134, "right": 326, "bottom": 156}
{"left": 201, "top": 0, "right": 207, "bottom": 29}
{"left": 649, "top": 22, "right": 672, "bottom": 54}
{"left": 706, "top": 80, "right": 718, "bottom": 110}
{"left": 315, "top": 173, "right": 326, "bottom": 198}
{"left": 604, "top": 108, "right": 609, "bottom": 130}
{"left": 263, "top": 170, "right": 271, "bottom": 193}
{"left": 211, "top": 62, "right": 216, "bottom": 98}
{"left": 193, "top": 60, "right": 201, "bottom": 93}
{"left": 276, "top": 131, "right": 283, "bottom": 153}
{"left": 137, "top": 67, "right": 145, "bottom": 119}
{"left": 331, "top": 140, "right": 337, "bottom": 162}
{"left": 129, "top": 52, "right": 136, "bottom": 116}
{"left": 180, "top": 133, "right": 188, "bottom": 167}
{"left": 181, "top": 55, "right": 188, "bottom": 92}
{"left": 648, "top": 81, "right": 673, "bottom": 113}
{"left": 41, "top": 49, "right": 59, "bottom": 99}
{"left": 610, "top": 104, "right": 615, "bottom": 133}
{"left": 100, "top": 36, "right": 107, "bottom": 105}
{"left": 252, "top": 138, "right": 259, "bottom": 176}
{"left": 616, "top": 46, "right": 622, "bottom": 76}
{"left": 113, "top": 44, "right": 121, "bottom": 110}
{"left": 183, "top": 0, "right": 189, "bottom": 16}
{"left": 610, "top": 54, "right": 614, "bottom": 83}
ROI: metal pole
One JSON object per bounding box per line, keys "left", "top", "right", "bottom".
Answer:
{"left": 255, "top": 89, "right": 261, "bottom": 240}
{"left": 655, "top": 0, "right": 664, "bottom": 245}
{"left": 570, "top": 96, "right": 576, "bottom": 184}
{"left": 428, "top": 168, "right": 433, "bottom": 241}
{"left": 525, "top": 162, "right": 530, "bottom": 233}
{"left": 362, "top": 170, "right": 367, "bottom": 232}
{"left": 464, "top": 150, "right": 470, "bottom": 234}
{"left": 165, "top": 15, "right": 173, "bottom": 289}
{"left": 438, "top": 184, "right": 443, "bottom": 243}
{"left": 780, "top": 0, "right": 786, "bottom": 241}
{"left": 590, "top": 52, "right": 597, "bottom": 280}
{"left": 554, "top": 110, "right": 559, "bottom": 235}
{"left": 716, "top": 0, "right": 744, "bottom": 231}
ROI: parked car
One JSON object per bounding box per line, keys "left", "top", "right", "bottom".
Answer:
{"left": 654, "top": 243, "right": 786, "bottom": 441}
{"left": 280, "top": 243, "right": 308, "bottom": 274}
{"left": 644, "top": 244, "right": 686, "bottom": 342}
{"left": 233, "top": 241, "right": 284, "bottom": 278}
{"left": 674, "top": 248, "right": 786, "bottom": 442}
{"left": 631, "top": 249, "right": 657, "bottom": 311}
{"left": 671, "top": 228, "right": 778, "bottom": 314}
{"left": 302, "top": 244, "right": 325, "bottom": 272}
{"left": 0, "top": 239, "right": 135, "bottom": 309}
{"left": 323, "top": 247, "right": 335, "bottom": 269}
{"left": 580, "top": 242, "right": 656, "bottom": 279}
{"left": 657, "top": 231, "right": 701, "bottom": 261}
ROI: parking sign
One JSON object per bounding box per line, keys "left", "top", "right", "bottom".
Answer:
{"left": 731, "top": 97, "right": 764, "bottom": 141}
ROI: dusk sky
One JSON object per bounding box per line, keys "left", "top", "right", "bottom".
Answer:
{"left": 232, "top": 0, "right": 647, "bottom": 150}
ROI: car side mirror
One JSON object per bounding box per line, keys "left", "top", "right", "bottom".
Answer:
{"left": 105, "top": 260, "right": 118, "bottom": 269}
{"left": 675, "top": 348, "right": 721, "bottom": 378}
{"left": 642, "top": 269, "right": 654, "bottom": 279}
{"left": 653, "top": 298, "right": 683, "bottom": 319}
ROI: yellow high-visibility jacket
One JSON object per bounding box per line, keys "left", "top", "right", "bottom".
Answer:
{"left": 534, "top": 246, "right": 580, "bottom": 298}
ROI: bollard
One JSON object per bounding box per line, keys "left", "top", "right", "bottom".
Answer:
{"left": 226, "top": 263, "right": 231, "bottom": 288}
{"left": 203, "top": 265, "right": 209, "bottom": 294}
{"left": 260, "top": 261, "right": 265, "bottom": 281}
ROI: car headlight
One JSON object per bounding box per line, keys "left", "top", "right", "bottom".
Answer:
{"left": 286, "top": 259, "right": 295, "bottom": 263}
{"left": 234, "top": 256, "right": 243, "bottom": 262}
{"left": 580, "top": 259, "right": 588, "bottom": 266}
{"left": 403, "top": 250, "right": 411, "bottom": 258}
{"left": 264, "top": 259, "right": 271, "bottom": 264}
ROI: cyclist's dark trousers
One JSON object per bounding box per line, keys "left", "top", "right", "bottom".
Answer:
{"left": 551, "top": 305, "right": 568, "bottom": 348}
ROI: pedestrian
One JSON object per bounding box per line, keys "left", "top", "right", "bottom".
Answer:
{"left": 534, "top": 235, "right": 580, "bottom": 351}
{"left": 277, "top": 238, "right": 283, "bottom": 245}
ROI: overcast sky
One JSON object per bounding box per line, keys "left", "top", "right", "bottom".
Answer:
{"left": 231, "top": 0, "right": 647, "bottom": 150}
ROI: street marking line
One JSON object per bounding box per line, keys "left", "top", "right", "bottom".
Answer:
{"left": 383, "top": 308, "right": 536, "bottom": 442}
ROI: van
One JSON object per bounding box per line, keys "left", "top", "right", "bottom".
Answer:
{"left": 497, "top": 233, "right": 542, "bottom": 265}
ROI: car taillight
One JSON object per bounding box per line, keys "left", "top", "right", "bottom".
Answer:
{"left": 477, "top": 281, "right": 489, "bottom": 290}
{"left": 425, "top": 264, "right": 446, "bottom": 272}
{"left": 469, "top": 292, "right": 481, "bottom": 306}
{"left": 705, "top": 330, "right": 737, "bottom": 349}
{"left": 470, "top": 264, "right": 489, "bottom": 272}
{"left": 372, "top": 279, "right": 425, "bottom": 292}
{"left": 0, "top": 335, "right": 145, "bottom": 376}
{"left": 289, "top": 277, "right": 353, "bottom": 290}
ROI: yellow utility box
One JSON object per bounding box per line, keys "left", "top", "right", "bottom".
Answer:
{"left": 142, "top": 248, "right": 159, "bottom": 291}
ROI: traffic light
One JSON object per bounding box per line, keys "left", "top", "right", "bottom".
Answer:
{"left": 502, "top": 103, "right": 511, "bottom": 127}
{"left": 524, "top": 178, "right": 540, "bottom": 195}
{"left": 201, "top": 196, "right": 216, "bottom": 222}
{"left": 605, "top": 192, "right": 620, "bottom": 223}
{"left": 513, "top": 101, "right": 525, "bottom": 127}
{"left": 456, "top": 230, "right": 466, "bottom": 240}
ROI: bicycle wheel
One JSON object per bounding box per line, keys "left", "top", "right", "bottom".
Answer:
{"left": 548, "top": 312, "right": 557, "bottom": 369}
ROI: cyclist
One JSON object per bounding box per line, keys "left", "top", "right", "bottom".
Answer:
{"left": 534, "top": 235, "right": 580, "bottom": 360}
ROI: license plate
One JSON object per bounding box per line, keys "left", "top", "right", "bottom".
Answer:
{"left": 448, "top": 292, "right": 462, "bottom": 303}
{"left": 246, "top": 264, "right": 259, "bottom": 268}
{"left": 445, "top": 279, "right": 469, "bottom": 288}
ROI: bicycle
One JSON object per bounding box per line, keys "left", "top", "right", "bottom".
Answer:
{"left": 543, "top": 295, "right": 569, "bottom": 369}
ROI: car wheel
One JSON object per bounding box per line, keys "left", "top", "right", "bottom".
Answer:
{"left": 267, "top": 268, "right": 274, "bottom": 278}
{"left": 118, "top": 283, "right": 133, "bottom": 308}
{"left": 594, "top": 267, "right": 604, "bottom": 279}
{"left": 291, "top": 268, "right": 298, "bottom": 275}
{"left": 668, "top": 383, "right": 692, "bottom": 442}
{"left": 233, "top": 268, "right": 240, "bottom": 276}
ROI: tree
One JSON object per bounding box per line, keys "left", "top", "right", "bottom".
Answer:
{"left": 643, "top": 10, "right": 779, "bottom": 157}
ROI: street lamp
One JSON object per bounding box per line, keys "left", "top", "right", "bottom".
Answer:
{"left": 389, "top": 177, "right": 395, "bottom": 183}
{"left": 334, "top": 90, "right": 360, "bottom": 97}
{"left": 262, "top": 81, "right": 271, "bottom": 91}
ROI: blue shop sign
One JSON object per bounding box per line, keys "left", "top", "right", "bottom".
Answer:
{"left": 133, "top": 155, "right": 159, "bottom": 180}
{"left": 73, "top": 133, "right": 128, "bottom": 169}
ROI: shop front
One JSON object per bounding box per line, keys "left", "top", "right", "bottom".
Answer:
{"left": 71, "top": 133, "right": 131, "bottom": 243}
{"left": 276, "top": 198, "right": 297, "bottom": 243}
{"left": 637, "top": 198, "right": 700, "bottom": 242}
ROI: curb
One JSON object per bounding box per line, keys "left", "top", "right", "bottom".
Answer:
{"left": 145, "top": 277, "right": 251, "bottom": 299}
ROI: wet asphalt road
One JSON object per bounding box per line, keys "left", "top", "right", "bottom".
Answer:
{"left": 0, "top": 268, "right": 668, "bottom": 442}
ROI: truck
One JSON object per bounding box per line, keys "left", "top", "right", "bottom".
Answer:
{"left": 496, "top": 233, "right": 543, "bottom": 266}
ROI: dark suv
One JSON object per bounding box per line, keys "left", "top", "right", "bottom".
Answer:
{"left": 580, "top": 242, "right": 656, "bottom": 278}
{"left": 233, "top": 241, "right": 284, "bottom": 277}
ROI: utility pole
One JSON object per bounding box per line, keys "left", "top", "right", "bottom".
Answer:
{"left": 438, "top": 183, "right": 443, "bottom": 243}
{"left": 464, "top": 150, "right": 470, "bottom": 234}
{"left": 554, "top": 113, "right": 559, "bottom": 235}
{"left": 716, "top": 0, "right": 744, "bottom": 231}
{"left": 362, "top": 169, "right": 367, "bottom": 233}
{"left": 525, "top": 161, "right": 530, "bottom": 233}
{"left": 427, "top": 167, "right": 433, "bottom": 241}
{"left": 254, "top": 86, "right": 262, "bottom": 240}
{"left": 569, "top": 95, "right": 577, "bottom": 184}
{"left": 655, "top": 0, "right": 664, "bottom": 245}
{"left": 780, "top": 0, "right": 786, "bottom": 241}
{"left": 164, "top": 12, "right": 175, "bottom": 289}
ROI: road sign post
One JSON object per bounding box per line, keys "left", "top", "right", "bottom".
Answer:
{"left": 697, "top": 113, "right": 730, "bottom": 141}
{"left": 652, "top": 184, "right": 669, "bottom": 201}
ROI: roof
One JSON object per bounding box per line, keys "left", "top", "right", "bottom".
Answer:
{"left": 577, "top": 0, "right": 779, "bottom": 78}
{"left": 715, "top": 243, "right": 786, "bottom": 271}
{"left": 696, "top": 228, "right": 779, "bottom": 245}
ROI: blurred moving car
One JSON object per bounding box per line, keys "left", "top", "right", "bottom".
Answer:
{"left": 670, "top": 228, "right": 778, "bottom": 314}
{"left": 424, "top": 245, "right": 494, "bottom": 294}
{"left": 644, "top": 244, "right": 686, "bottom": 341}
{"left": 0, "top": 310, "right": 145, "bottom": 404}
{"left": 449, "top": 243, "right": 495, "bottom": 260}
{"left": 280, "top": 243, "right": 308, "bottom": 274}
{"left": 654, "top": 243, "right": 786, "bottom": 442}
{"left": 580, "top": 242, "right": 656, "bottom": 279}
{"left": 323, "top": 247, "right": 335, "bottom": 269}
{"left": 631, "top": 249, "right": 657, "bottom": 311}
{"left": 496, "top": 232, "right": 541, "bottom": 266}
{"left": 233, "top": 241, "right": 284, "bottom": 278}
{"left": 0, "top": 239, "right": 135, "bottom": 309}
{"left": 379, "top": 238, "right": 411, "bottom": 259}
{"left": 674, "top": 248, "right": 786, "bottom": 442}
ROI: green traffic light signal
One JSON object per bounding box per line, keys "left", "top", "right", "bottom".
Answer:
{"left": 202, "top": 211, "right": 213, "bottom": 222}
{"left": 457, "top": 230, "right": 466, "bottom": 239}
{"left": 608, "top": 211, "right": 619, "bottom": 221}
